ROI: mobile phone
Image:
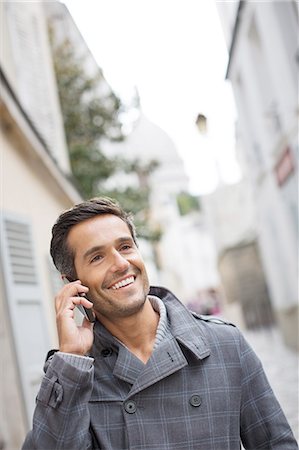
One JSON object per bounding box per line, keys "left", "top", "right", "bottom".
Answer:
{"left": 64, "top": 277, "right": 95, "bottom": 323}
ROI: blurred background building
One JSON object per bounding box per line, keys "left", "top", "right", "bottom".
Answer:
{"left": 0, "top": 1, "right": 298, "bottom": 448}
{"left": 102, "top": 114, "right": 220, "bottom": 304}
{"left": 216, "top": 0, "right": 298, "bottom": 350}
{"left": 202, "top": 174, "right": 274, "bottom": 330}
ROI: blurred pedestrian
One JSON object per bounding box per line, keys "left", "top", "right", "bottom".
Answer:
{"left": 22, "top": 197, "right": 298, "bottom": 449}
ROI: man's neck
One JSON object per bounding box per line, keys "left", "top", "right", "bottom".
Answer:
{"left": 97, "top": 299, "right": 159, "bottom": 364}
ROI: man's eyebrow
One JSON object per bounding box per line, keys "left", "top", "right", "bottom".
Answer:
{"left": 117, "top": 236, "right": 134, "bottom": 245}
{"left": 82, "top": 237, "right": 134, "bottom": 260}
{"left": 83, "top": 245, "right": 105, "bottom": 260}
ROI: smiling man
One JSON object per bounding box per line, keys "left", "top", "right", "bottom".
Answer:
{"left": 22, "top": 197, "right": 298, "bottom": 450}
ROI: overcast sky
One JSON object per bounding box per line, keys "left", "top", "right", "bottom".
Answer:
{"left": 63, "top": 0, "right": 241, "bottom": 195}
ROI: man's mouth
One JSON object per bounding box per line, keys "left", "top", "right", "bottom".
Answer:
{"left": 110, "top": 276, "right": 135, "bottom": 290}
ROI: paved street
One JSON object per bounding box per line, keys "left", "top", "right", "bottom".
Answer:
{"left": 243, "top": 326, "right": 298, "bottom": 441}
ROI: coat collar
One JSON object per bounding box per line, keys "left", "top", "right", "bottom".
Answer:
{"left": 91, "top": 286, "right": 210, "bottom": 392}
{"left": 149, "top": 286, "right": 211, "bottom": 360}
{"left": 92, "top": 286, "right": 210, "bottom": 361}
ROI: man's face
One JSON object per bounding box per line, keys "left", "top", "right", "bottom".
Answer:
{"left": 67, "top": 214, "right": 150, "bottom": 321}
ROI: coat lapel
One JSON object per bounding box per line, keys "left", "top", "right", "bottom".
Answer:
{"left": 128, "top": 336, "right": 189, "bottom": 396}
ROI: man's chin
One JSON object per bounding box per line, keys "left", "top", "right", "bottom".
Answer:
{"left": 96, "top": 298, "right": 147, "bottom": 320}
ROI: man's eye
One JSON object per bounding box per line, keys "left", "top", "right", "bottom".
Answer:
{"left": 90, "top": 255, "right": 103, "bottom": 263}
{"left": 120, "top": 244, "right": 132, "bottom": 252}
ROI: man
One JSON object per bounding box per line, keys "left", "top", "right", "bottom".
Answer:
{"left": 23, "top": 197, "right": 297, "bottom": 450}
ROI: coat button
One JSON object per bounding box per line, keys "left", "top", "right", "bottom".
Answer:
{"left": 124, "top": 400, "right": 137, "bottom": 414}
{"left": 189, "top": 394, "right": 202, "bottom": 407}
{"left": 101, "top": 348, "right": 113, "bottom": 357}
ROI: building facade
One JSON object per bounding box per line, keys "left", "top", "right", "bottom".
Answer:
{"left": 216, "top": 1, "right": 298, "bottom": 349}
{"left": 0, "top": 2, "right": 81, "bottom": 448}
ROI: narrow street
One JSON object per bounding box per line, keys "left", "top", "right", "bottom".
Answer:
{"left": 243, "top": 327, "right": 298, "bottom": 441}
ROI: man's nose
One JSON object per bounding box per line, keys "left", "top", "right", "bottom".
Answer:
{"left": 110, "top": 250, "right": 130, "bottom": 272}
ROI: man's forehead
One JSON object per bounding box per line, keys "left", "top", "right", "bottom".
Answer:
{"left": 68, "top": 214, "right": 132, "bottom": 248}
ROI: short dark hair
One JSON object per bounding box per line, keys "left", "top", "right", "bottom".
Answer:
{"left": 50, "top": 197, "right": 137, "bottom": 279}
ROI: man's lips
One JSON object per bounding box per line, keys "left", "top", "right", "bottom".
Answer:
{"left": 107, "top": 275, "right": 136, "bottom": 290}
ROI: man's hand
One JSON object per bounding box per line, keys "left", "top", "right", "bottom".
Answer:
{"left": 55, "top": 280, "right": 94, "bottom": 356}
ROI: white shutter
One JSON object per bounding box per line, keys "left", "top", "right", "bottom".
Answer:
{"left": 0, "top": 213, "right": 50, "bottom": 424}
{"left": 6, "top": 2, "right": 56, "bottom": 152}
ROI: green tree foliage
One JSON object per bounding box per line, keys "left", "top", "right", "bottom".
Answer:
{"left": 50, "top": 35, "right": 123, "bottom": 197}
{"left": 176, "top": 192, "right": 200, "bottom": 216}
{"left": 49, "top": 30, "right": 160, "bottom": 240}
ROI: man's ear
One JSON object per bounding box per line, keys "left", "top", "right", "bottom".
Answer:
{"left": 61, "top": 274, "right": 72, "bottom": 283}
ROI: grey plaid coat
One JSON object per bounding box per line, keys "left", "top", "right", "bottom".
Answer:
{"left": 23, "top": 287, "right": 298, "bottom": 450}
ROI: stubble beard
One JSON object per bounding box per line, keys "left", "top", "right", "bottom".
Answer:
{"left": 92, "top": 272, "right": 150, "bottom": 320}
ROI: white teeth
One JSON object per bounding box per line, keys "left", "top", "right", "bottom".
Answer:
{"left": 111, "top": 276, "right": 134, "bottom": 290}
